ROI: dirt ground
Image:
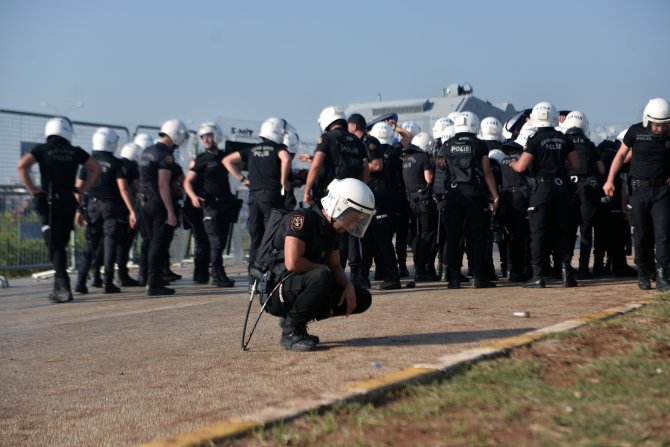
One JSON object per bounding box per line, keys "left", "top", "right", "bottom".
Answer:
{"left": 0, "top": 261, "right": 653, "bottom": 447}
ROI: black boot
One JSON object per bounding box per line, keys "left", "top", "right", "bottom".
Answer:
{"left": 638, "top": 270, "right": 652, "bottom": 290}
{"left": 280, "top": 317, "right": 317, "bottom": 352}
{"left": 75, "top": 273, "right": 88, "bottom": 294}
{"left": 472, "top": 276, "right": 496, "bottom": 288}
{"left": 278, "top": 317, "right": 320, "bottom": 343}
{"left": 146, "top": 272, "right": 175, "bottom": 296}
{"left": 92, "top": 270, "right": 103, "bottom": 288}
{"left": 562, "top": 264, "right": 578, "bottom": 287}
{"left": 523, "top": 267, "right": 546, "bottom": 288}
{"left": 118, "top": 271, "right": 140, "bottom": 287}
{"left": 656, "top": 268, "right": 670, "bottom": 293}
{"left": 211, "top": 265, "right": 234, "bottom": 288}
{"left": 163, "top": 266, "right": 182, "bottom": 282}
{"left": 103, "top": 276, "right": 121, "bottom": 294}
{"left": 50, "top": 276, "right": 73, "bottom": 303}
{"left": 447, "top": 268, "right": 461, "bottom": 289}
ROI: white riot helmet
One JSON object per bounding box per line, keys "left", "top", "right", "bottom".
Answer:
{"left": 432, "top": 117, "right": 453, "bottom": 140}
{"left": 159, "top": 119, "right": 190, "bottom": 147}
{"left": 563, "top": 111, "right": 589, "bottom": 132}
{"left": 259, "top": 117, "right": 287, "bottom": 144}
{"left": 530, "top": 101, "right": 559, "bottom": 127}
{"left": 479, "top": 117, "right": 503, "bottom": 141}
{"left": 197, "top": 122, "right": 223, "bottom": 144}
{"left": 120, "top": 142, "right": 143, "bottom": 161}
{"left": 453, "top": 111, "right": 480, "bottom": 134}
{"left": 320, "top": 178, "right": 376, "bottom": 238}
{"left": 642, "top": 98, "right": 670, "bottom": 127}
{"left": 411, "top": 132, "right": 435, "bottom": 153}
{"left": 515, "top": 122, "right": 537, "bottom": 148}
{"left": 92, "top": 127, "right": 119, "bottom": 152}
{"left": 44, "top": 117, "right": 74, "bottom": 143}
{"left": 283, "top": 125, "right": 300, "bottom": 153}
{"left": 400, "top": 120, "right": 421, "bottom": 136}
{"left": 318, "top": 106, "right": 346, "bottom": 132}
{"left": 369, "top": 122, "right": 395, "bottom": 145}
{"left": 133, "top": 133, "right": 154, "bottom": 149}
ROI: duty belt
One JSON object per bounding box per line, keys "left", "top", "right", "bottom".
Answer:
{"left": 536, "top": 176, "right": 566, "bottom": 186}
{"left": 502, "top": 185, "right": 528, "bottom": 192}
{"left": 631, "top": 178, "right": 666, "bottom": 188}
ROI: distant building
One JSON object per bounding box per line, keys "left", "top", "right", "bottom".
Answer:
{"left": 345, "top": 83, "right": 517, "bottom": 134}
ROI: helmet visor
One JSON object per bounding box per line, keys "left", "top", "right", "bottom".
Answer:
{"left": 335, "top": 207, "right": 373, "bottom": 238}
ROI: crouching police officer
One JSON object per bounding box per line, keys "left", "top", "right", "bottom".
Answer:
{"left": 17, "top": 117, "right": 101, "bottom": 303}
{"left": 604, "top": 98, "right": 670, "bottom": 292}
{"left": 262, "top": 178, "right": 375, "bottom": 352}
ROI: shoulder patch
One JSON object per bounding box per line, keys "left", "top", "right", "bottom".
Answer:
{"left": 290, "top": 215, "right": 305, "bottom": 232}
{"left": 317, "top": 137, "right": 323, "bottom": 145}
{"left": 164, "top": 155, "right": 174, "bottom": 164}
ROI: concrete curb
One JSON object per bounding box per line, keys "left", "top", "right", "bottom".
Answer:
{"left": 138, "top": 298, "right": 653, "bottom": 447}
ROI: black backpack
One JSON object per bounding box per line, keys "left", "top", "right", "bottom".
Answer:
{"left": 331, "top": 132, "right": 365, "bottom": 180}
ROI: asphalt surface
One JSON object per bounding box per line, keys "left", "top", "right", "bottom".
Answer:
{"left": 0, "top": 263, "right": 650, "bottom": 446}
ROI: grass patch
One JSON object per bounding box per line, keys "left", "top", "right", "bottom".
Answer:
{"left": 221, "top": 295, "right": 670, "bottom": 447}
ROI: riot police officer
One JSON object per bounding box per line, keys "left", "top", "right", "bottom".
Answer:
{"left": 138, "top": 119, "right": 188, "bottom": 296}
{"left": 75, "top": 128, "right": 137, "bottom": 294}
{"left": 184, "top": 122, "right": 236, "bottom": 288}
{"left": 510, "top": 102, "right": 580, "bottom": 288}
{"left": 562, "top": 111, "right": 606, "bottom": 279}
{"left": 432, "top": 117, "right": 455, "bottom": 281}
{"left": 441, "top": 112, "right": 500, "bottom": 288}
{"left": 402, "top": 132, "right": 438, "bottom": 281}
{"left": 361, "top": 121, "right": 401, "bottom": 289}
{"left": 262, "top": 178, "right": 375, "bottom": 351}
{"left": 603, "top": 98, "right": 670, "bottom": 292}
{"left": 17, "top": 117, "right": 101, "bottom": 303}
{"left": 223, "top": 117, "right": 292, "bottom": 268}
{"left": 116, "top": 142, "right": 142, "bottom": 286}
{"left": 303, "top": 106, "right": 370, "bottom": 272}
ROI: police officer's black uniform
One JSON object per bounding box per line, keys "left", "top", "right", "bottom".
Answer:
{"left": 360, "top": 136, "right": 401, "bottom": 289}
{"left": 402, "top": 144, "right": 437, "bottom": 281}
{"left": 162, "top": 162, "right": 184, "bottom": 282}
{"left": 498, "top": 142, "right": 531, "bottom": 282}
{"left": 441, "top": 133, "right": 496, "bottom": 288}
{"left": 189, "top": 147, "right": 236, "bottom": 287}
{"left": 388, "top": 142, "right": 412, "bottom": 277}
{"left": 75, "top": 150, "right": 128, "bottom": 293}
{"left": 30, "top": 136, "right": 90, "bottom": 302}
{"left": 138, "top": 142, "right": 177, "bottom": 295}
{"left": 522, "top": 127, "right": 577, "bottom": 288}
{"left": 240, "top": 138, "right": 288, "bottom": 266}
{"left": 313, "top": 127, "right": 367, "bottom": 270}
{"left": 116, "top": 154, "right": 140, "bottom": 286}
{"left": 182, "top": 186, "right": 210, "bottom": 284}
{"left": 622, "top": 123, "right": 670, "bottom": 290}
{"left": 484, "top": 141, "right": 507, "bottom": 281}
{"left": 433, "top": 140, "right": 450, "bottom": 281}
{"left": 565, "top": 127, "right": 603, "bottom": 278}
{"left": 593, "top": 139, "right": 635, "bottom": 276}
{"left": 264, "top": 205, "right": 372, "bottom": 351}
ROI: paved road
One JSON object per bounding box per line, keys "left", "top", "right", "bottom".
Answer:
{"left": 0, "top": 264, "right": 649, "bottom": 446}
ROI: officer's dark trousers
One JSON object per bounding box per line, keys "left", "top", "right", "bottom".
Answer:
{"left": 79, "top": 200, "right": 122, "bottom": 285}
{"left": 265, "top": 269, "right": 372, "bottom": 324}
{"left": 36, "top": 193, "right": 77, "bottom": 287}
{"left": 248, "top": 189, "right": 284, "bottom": 266}
{"left": 183, "top": 205, "right": 210, "bottom": 280}
{"left": 116, "top": 216, "right": 136, "bottom": 279}
{"left": 203, "top": 204, "right": 230, "bottom": 270}
{"left": 500, "top": 189, "right": 531, "bottom": 278}
{"left": 408, "top": 194, "right": 437, "bottom": 275}
{"left": 568, "top": 179, "right": 601, "bottom": 270}
{"left": 394, "top": 197, "right": 411, "bottom": 268}
{"left": 139, "top": 197, "right": 172, "bottom": 288}
{"left": 630, "top": 183, "right": 670, "bottom": 272}
{"left": 361, "top": 213, "right": 399, "bottom": 281}
{"left": 528, "top": 181, "right": 572, "bottom": 277}
{"left": 444, "top": 185, "right": 488, "bottom": 278}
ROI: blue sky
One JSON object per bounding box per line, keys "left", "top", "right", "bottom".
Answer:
{"left": 1, "top": 0, "right": 669, "bottom": 140}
